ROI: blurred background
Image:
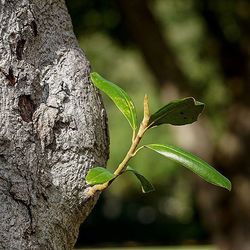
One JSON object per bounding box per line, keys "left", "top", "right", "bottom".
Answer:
{"left": 65, "top": 0, "right": 250, "bottom": 249}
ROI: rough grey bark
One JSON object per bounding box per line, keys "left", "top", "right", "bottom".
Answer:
{"left": 0, "top": 0, "right": 109, "bottom": 249}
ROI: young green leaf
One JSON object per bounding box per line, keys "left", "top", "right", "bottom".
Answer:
{"left": 148, "top": 97, "right": 204, "bottom": 128}
{"left": 86, "top": 167, "right": 115, "bottom": 185}
{"left": 145, "top": 144, "right": 231, "bottom": 191}
{"left": 91, "top": 72, "right": 138, "bottom": 131}
{"left": 125, "top": 166, "right": 155, "bottom": 193}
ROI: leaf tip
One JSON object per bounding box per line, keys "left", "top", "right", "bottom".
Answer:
{"left": 225, "top": 180, "right": 232, "bottom": 191}
{"left": 142, "top": 186, "right": 155, "bottom": 194}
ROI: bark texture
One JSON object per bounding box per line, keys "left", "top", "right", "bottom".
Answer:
{"left": 0, "top": 0, "right": 109, "bottom": 249}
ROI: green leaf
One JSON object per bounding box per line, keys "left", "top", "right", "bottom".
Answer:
{"left": 145, "top": 144, "right": 231, "bottom": 191}
{"left": 86, "top": 167, "right": 115, "bottom": 185}
{"left": 91, "top": 72, "right": 138, "bottom": 130}
{"left": 125, "top": 166, "right": 155, "bottom": 193}
{"left": 149, "top": 97, "right": 205, "bottom": 127}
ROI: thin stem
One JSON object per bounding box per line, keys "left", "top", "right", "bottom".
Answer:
{"left": 87, "top": 95, "right": 150, "bottom": 197}
{"left": 133, "top": 145, "right": 145, "bottom": 156}
{"left": 113, "top": 125, "right": 146, "bottom": 176}
{"left": 132, "top": 128, "right": 136, "bottom": 143}
{"left": 114, "top": 95, "right": 150, "bottom": 176}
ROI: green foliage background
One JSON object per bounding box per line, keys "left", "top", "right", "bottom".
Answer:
{"left": 78, "top": 29, "right": 201, "bottom": 247}
{"left": 65, "top": 0, "right": 249, "bottom": 247}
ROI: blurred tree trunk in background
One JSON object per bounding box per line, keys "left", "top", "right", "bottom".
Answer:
{"left": 116, "top": 0, "right": 250, "bottom": 249}
{"left": 0, "top": 0, "right": 108, "bottom": 249}
{"left": 116, "top": 0, "right": 186, "bottom": 99}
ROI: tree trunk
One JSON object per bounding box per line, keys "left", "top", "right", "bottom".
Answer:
{"left": 0, "top": 1, "right": 108, "bottom": 249}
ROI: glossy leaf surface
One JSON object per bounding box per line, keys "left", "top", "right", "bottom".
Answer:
{"left": 149, "top": 97, "right": 204, "bottom": 127}
{"left": 146, "top": 144, "right": 231, "bottom": 191}
{"left": 86, "top": 167, "right": 115, "bottom": 185}
{"left": 91, "top": 72, "right": 138, "bottom": 130}
{"left": 126, "top": 166, "right": 155, "bottom": 193}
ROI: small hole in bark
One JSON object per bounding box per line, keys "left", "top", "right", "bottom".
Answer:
{"left": 18, "top": 95, "right": 35, "bottom": 122}
{"left": 16, "top": 39, "right": 26, "bottom": 60}
{"left": 10, "top": 32, "right": 16, "bottom": 39}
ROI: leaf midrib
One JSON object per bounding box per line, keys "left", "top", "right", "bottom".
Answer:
{"left": 147, "top": 144, "right": 231, "bottom": 190}
{"left": 149, "top": 98, "right": 201, "bottom": 126}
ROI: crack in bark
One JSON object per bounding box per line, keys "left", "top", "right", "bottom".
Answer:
{"left": 0, "top": 67, "right": 16, "bottom": 86}
{"left": 16, "top": 39, "right": 26, "bottom": 60}
{"left": 30, "top": 20, "right": 38, "bottom": 37}
{"left": 9, "top": 190, "right": 34, "bottom": 235}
